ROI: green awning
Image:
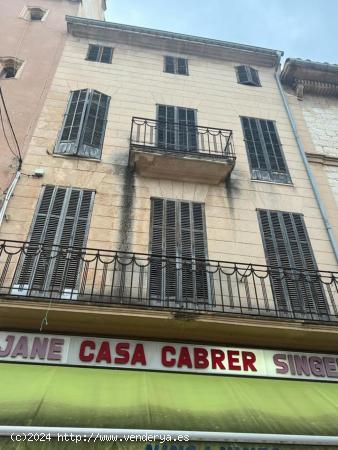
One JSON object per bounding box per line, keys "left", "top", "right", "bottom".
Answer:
{"left": 1, "top": 363, "right": 338, "bottom": 447}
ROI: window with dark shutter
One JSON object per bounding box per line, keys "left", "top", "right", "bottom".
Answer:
{"left": 30, "top": 7, "right": 45, "bottom": 20}
{"left": 164, "top": 56, "right": 188, "bottom": 75}
{"left": 257, "top": 209, "right": 328, "bottom": 317}
{"left": 149, "top": 198, "right": 209, "bottom": 303}
{"left": 236, "top": 65, "right": 261, "bottom": 86}
{"left": 241, "top": 116, "right": 291, "bottom": 184}
{"left": 14, "top": 186, "right": 94, "bottom": 298}
{"left": 157, "top": 105, "right": 197, "bottom": 152}
{"left": 55, "top": 89, "right": 110, "bottom": 160}
{"left": 86, "top": 45, "right": 113, "bottom": 63}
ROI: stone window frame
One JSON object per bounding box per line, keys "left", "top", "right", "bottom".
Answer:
{"left": 0, "top": 57, "right": 25, "bottom": 80}
{"left": 19, "top": 5, "right": 49, "bottom": 22}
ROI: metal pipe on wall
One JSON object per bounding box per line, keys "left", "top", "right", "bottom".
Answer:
{"left": 0, "top": 171, "right": 21, "bottom": 230}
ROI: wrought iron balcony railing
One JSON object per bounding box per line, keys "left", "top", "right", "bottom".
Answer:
{"left": 130, "top": 117, "right": 236, "bottom": 159}
{"left": 1, "top": 240, "right": 337, "bottom": 323}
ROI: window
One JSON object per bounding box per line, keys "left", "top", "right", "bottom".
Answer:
{"left": 55, "top": 89, "right": 110, "bottom": 160}
{"left": 157, "top": 105, "right": 197, "bottom": 152}
{"left": 29, "top": 7, "right": 45, "bottom": 20}
{"left": 13, "top": 186, "right": 95, "bottom": 298}
{"left": 241, "top": 116, "right": 291, "bottom": 184}
{"left": 257, "top": 209, "right": 328, "bottom": 317}
{"left": 1, "top": 66, "right": 16, "bottom": 79}
{"left": 150, "top": 198, "right": 209, "bottom": 303}
{"left": 20, "top": 6, "right": 48, "bottom": 21}
{"left": 236, "top": 65, "right": 260, "bottom": 86}
{"left": 164, "top": 56, "right": 188, "bottom": 75}
{"left": 0, "top": 57, "right": 23, "bottom": 79}
{"left": 87, "top": 45, "right": 113, "bottom": 64}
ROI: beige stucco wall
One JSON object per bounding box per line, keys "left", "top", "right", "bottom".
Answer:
{"left": 1, "top": 34, "right": 337, "bottom": 273}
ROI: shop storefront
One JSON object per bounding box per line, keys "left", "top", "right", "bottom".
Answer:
{"left": 1, "top": 332, "right": 338, "bottom": 449}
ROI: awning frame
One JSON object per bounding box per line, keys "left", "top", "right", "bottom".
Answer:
{"left": 1, "top": 427, "right": 338, "bottom": 446}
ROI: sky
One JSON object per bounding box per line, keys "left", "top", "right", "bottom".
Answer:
{"left": 105, "top": 0, "right": 338, "bottom": 64}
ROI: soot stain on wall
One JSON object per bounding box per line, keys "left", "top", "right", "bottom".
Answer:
{"left": 119, "top": 165, "right": 135, "bottom": 252}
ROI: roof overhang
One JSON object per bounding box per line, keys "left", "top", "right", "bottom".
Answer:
{"left": 66, "top": 16, "right": 282, "bottom": 67}
{"left": 281, "top": 58, "right": 338, "bottom": 98}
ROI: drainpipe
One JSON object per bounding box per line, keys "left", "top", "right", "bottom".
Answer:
{"left": 0, "top": 427, "right": 338, "bottom": 446}
{"left": 274, "top": 52, "right": 338, "bottom": 264}
{"left": 0, "top": 170, "right": 21, "bottom": 230}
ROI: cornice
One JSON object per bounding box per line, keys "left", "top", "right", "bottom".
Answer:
{"left": 306, "top": 152, "right": 338, "bottom": 167}
{"left": 281, "top": 59, "right": 338, "bottom": 98}
{"left": 66, "top": 16, "right": 282, "bottom": 67}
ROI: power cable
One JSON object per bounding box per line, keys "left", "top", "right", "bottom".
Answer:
{"left": 0, "top": 87, "right": 22, "bottom": 164}
{"left": 0, "top": 104, "right": 19, "bottom": 159}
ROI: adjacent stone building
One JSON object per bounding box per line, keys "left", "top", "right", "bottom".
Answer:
{"left": 281, "top": 59, "right": 338, "bottom": 243}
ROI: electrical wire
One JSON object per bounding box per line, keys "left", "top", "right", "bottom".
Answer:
{"left": 0, "top": 87, "right": 22, "bottom": 164}
{"left": 0, "top": 105, "right": 19, "bottom": 159}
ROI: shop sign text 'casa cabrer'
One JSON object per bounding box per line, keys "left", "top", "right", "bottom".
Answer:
{"left": 1, "top": 332, "right": 338, "bottom": 382}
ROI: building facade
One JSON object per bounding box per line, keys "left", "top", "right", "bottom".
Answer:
{"left": 0, "top": 15, "right": 338, "bottom": 449}
{"left": 0, "top": 0, "right": 106, "bottom": 201}
{"left": 281, "top": 58, "right": 338, "bottom": 244}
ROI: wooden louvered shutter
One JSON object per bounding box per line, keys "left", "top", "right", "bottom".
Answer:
{"left": 177, "top": 107, "right": 197, "bottom": 152}
{"left": 236, "top": 65, "right": 260, "bottom": 86}
{"left": 101, "top": 47, "right": 113, "bottom": 63}
{"left": 150, "top": 198, "right": 178, "bottom": 300}
{"left": 192, "top": 203, "right": 208, "bottom": 301}
{"left": 282, "top": 212, "right": 328, "bottom": 314}
{"left": 260, "top": 119, "right": 289, "bottom": 182}
{"left": 180, "top": 202, "right": 194, "bottom": 300}
{"left": 149, "top": 198, "right": 164, "bottom": 298}
{"left": 236, "top": 65, "right": 250, "bottom": 84}
{"left": 16, "top": 186, "right": 94, "bottom": 296}
{"left": 258, "top": 209, "right": 297, "bottom": 312}
{"left": 87, "top": 45, "right": 100, "bottom": 61}
{"left": 57, "top": 90, "right": 90, "bottom": 156}
{"left": 150, "top": 199, "right": 208, "bottom": 303}
{"left": 16, "top": 185, "right": 61, "bottom": 289}
{"left": 79, "top": 90, "right": 110, "bottom": 160}
{"left": 165, "top": 200, "right": 178, "bottom": 298}
{"left": 164, "top": 56, "right": 175, "bottom": 73}
{"left": 157, "top": 105, "right": 175, "bottom": 150}
{"left": 241, "top": 117, "right": 291, "bottom": 184}
{"left": 258, "top": 209, "right": 328, "bottom": 316}
{"left": 241, "top": 117, "right": 268, "bottom": 172}
{"left": 177, "top": 58, "right": 188, "bottom": 75}
{"left": 250, "top": 67, "right": 260, "bottom": 86}
{"left": 49, "top": 189, "right": 94, "bottom": 292}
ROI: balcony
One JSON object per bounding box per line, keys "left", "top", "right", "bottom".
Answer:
{"left": 1, "top": 240, "right": 337, "bottom": 324}
{"left": 129, "top": 117, "right": 236, "bottom": 184}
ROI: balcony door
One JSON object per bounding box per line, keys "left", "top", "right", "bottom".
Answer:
{"left": 149, "top": 198, "right": 209, "bottom": 304}
{"left": 157, "top": 105, "right": 197, "bottom": 152}
{"left": 13, "top": 185, "right": 94, "bottom": 298}
{"left": 257, "top": 209, "right": 328, "bottom": 318}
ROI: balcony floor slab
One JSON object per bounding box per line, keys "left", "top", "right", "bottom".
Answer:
{"left": 130, "top": 148, "right": 235, "bottom": 184}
